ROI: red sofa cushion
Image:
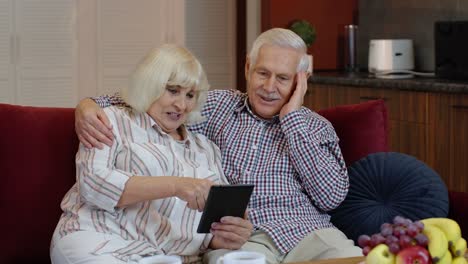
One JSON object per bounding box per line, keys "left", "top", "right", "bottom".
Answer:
{"left": 0, "top": 103, "right": 78, "bottom": 263}
{"left": 317, "top": 99, "right": 389, "bottom": 166}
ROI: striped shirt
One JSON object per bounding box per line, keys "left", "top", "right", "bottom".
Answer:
{"left": 52, "top": 106, "right": 228, "bottom": 262}
{"left": 94, "top": 90, "right": 349, "bottom": 254}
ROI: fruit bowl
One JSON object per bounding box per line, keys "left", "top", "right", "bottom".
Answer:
{"left": 359, "top": 216, "right": 467, "bottom": 264}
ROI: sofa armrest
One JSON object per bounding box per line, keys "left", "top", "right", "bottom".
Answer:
{"left": 448, "top": 191, "right": 468, "bottom": 237}
{"left": 0, "top": 103, "right": 78, "bottom": 263}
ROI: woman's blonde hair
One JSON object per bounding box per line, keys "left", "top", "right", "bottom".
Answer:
{"left": 121, "top": 44, "right": 209, "bottom": 123}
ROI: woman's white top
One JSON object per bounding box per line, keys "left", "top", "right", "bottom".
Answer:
{"left": 52, "top": 106, "right": 228, "bottom": 262}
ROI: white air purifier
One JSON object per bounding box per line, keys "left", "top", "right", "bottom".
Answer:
{"left": 368, "top": 39, "right": 414, "bottom": 79}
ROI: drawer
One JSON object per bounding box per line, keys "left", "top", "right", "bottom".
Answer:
{"left": 359, "top": 87, "right": 399, "bottom": 120}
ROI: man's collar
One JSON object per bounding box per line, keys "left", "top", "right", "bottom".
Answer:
{"left": 236, "top": 96, "right": 280, "bottom": 124}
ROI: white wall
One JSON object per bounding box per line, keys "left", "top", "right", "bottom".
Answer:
{"left": 246, "top": 0, "right": 261, "bottom": 53}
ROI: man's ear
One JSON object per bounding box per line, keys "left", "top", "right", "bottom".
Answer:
{"left": 245, "top": 55, "right": 250, "bottom": 81}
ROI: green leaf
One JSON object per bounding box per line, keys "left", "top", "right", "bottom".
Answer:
{"left": 289, "top": 20, "right": 316, "bottom": 47}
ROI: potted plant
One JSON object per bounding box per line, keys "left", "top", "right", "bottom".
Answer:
{"left": 289, "top": 19, "right": 316, "bottom": 74}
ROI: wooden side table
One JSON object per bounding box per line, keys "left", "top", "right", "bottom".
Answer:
{"left": 289, "top": 256, "right": 364, "bottom": 264}
{"left": 289, "top": 253, "right": 468, "bottom": 264}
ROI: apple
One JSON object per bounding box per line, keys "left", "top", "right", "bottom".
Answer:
{"left": 395, "top": 245, "right": 431, "bottom": 264}
{"left": 366, "top": 244, "right": 396, "bottom": 264}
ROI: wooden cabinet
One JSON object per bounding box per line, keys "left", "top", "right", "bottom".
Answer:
{"left": 450, "top": 97, "right": 468, "bottom": 192}
{"left": 306, "top": 83, "right": 468, "bottom": 192}
{"left": 396, "top": 91, "right": 429, "bottom": 162}
{"left": 428, "top": 94, "right": 468, "bottom": 192}
{"left": 305, "top": 84, "right": 361, "bottom": 110}
{"left": 304, "top": 84, "right": 331, "bottom": 110}
{"left": 358, "top": 87, "right": 400, "bottom": 153}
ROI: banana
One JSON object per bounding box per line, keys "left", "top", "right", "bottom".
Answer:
{"left": 422, "top": 224, "right": 449, "bottom": 263}
{"left": 450, "top": 237, "right": 467, "bottom": 257}
{"left": 437, "top": 251, "right": 452, "bottom": 264}
{"left": 452, "top": 256, "right": 468, "bottom": 264}
{"left": 421, "top": 218, "right": 462, "bottom": 246}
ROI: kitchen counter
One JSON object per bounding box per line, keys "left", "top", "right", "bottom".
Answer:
{"left": 308, "top": 71, "right": 468, "bottom": 94}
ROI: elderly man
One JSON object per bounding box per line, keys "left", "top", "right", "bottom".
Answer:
{"left": 75, "top": 28, "right": 362, "bottom": 264}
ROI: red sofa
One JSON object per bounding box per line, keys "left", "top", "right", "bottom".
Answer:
{"left": 1, "top": 101, "right": 467, "bottom": 263}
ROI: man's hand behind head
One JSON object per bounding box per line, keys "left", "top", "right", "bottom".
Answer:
{"left": 75, "top": 98, "right": 114, "bottom": 149}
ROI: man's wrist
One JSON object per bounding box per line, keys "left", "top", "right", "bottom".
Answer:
{"left": 281, "top": 110, "right": 306, "bottom": 135}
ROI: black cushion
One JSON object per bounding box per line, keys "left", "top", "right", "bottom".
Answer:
{"left": 329, "top": 152, "right": 449, "bottom": 243}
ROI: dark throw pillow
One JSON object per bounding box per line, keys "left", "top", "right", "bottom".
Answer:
{"left": 329, "top": 152, "right": 449, "bottom": 243}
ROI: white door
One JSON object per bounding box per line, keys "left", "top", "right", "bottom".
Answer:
{"left": 0, "top": 0, "right": 236, "bottom": 106}
{"left": 15, "top": 0, "right": 77, "bottom": 107}
{"left": 185, "top": 0, "right": 236, "bottom": 90}
{"left": 0, "top": 0, "right": 14, "bottom": 103}
{"left": 95, "top": 0, "right": 235, "bottom": 95}
{"left": 96, "top": 0, "right": 184, "bottom": 96}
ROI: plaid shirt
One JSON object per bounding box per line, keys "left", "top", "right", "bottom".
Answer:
{"left": 93, "top": 90, "right": 349, "bottom": 254}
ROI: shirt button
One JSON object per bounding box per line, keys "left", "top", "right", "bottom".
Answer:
{"left": 245, "top": 170, "right": 250, "bottom": 176}
{"left": 252, "top": 144, "right": 258, "bottom": 150}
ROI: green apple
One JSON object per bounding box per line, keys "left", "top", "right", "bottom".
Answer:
{"left": 366, "top": 244, "right": 396, "bottom": 264}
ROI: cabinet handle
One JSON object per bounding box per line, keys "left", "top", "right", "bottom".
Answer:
{"left": 451, "top": 105, "right": 468, "bottom": 110}
{"left": 360, "top": 96, "right": 388, "bottom": 101}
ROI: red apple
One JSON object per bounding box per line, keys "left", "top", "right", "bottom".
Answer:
{"left": 395, "top": 245, "right": 431, "bottom": 264}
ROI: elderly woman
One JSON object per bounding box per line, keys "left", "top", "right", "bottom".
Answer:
{"left": 50, "top": 45, "right": 252, "bottom": 264}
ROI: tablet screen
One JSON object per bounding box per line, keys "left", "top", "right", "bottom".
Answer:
{"left": 197, "top": 184, "right": 254, "bottom": 233}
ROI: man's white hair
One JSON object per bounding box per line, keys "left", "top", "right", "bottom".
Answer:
{"left": 248, "top": 28, "right": 309, "bottom": 74}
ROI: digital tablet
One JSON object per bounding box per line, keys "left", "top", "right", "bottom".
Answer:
{"left": 197, "top": 184, "right": 254, "bottom": 233}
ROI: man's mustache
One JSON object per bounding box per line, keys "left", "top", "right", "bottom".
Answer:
{"left": 256, "top": 90, "right": 280, "bottom": 100}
